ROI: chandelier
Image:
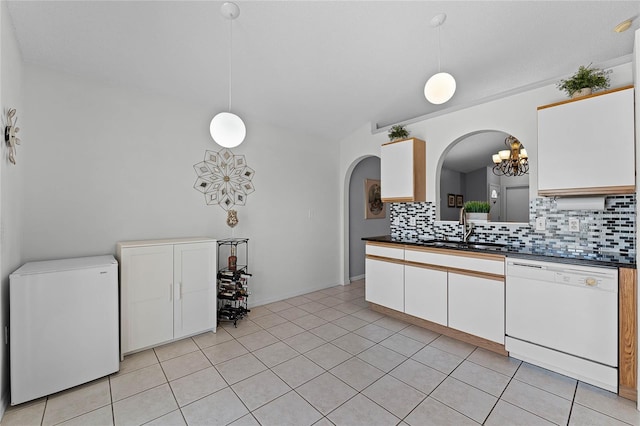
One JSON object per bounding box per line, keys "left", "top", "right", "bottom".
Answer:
{"left": 492, "top": 136, "right": 528, "bottom": 176}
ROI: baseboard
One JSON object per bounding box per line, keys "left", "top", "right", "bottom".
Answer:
{"left": 0, "top": 387, "right": 8, "bottom": 420}
{"left": 349, "top": 274, "right": 365, "bottom": 282}
{"left": 249, "top": 282, "right": 341, "bottom": 307}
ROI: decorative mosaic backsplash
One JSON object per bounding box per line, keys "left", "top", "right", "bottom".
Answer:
{"left": 390, "top": 195, "right": 636, "bottom": 256}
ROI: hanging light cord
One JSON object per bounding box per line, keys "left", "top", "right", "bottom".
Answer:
{"left": 228, "top": 13, "right": 233, "bottom": 113}
{"left": 437, "top": 24, "right": 441, "bottom": 72}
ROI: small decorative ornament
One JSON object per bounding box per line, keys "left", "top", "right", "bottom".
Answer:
{"left": 4, "top": 108, "right": 21, "bottom": 165}
{"left": 226, "top": 209, "right": 239, "bottom": 228}
{"left": 193, "top": 148, "right": 255, "bottom": 210}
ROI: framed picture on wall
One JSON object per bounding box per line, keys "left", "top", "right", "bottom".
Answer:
{"left": 447, "top": 193, "right": 455, "bottom": 207}
{"left": 456, "top": 194, "right": 464, "bottom": 207}
{"left": 365, "top": 179, "right": 385, "bottom": 219}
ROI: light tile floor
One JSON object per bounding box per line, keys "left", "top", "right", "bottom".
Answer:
{"left": 3, "top": 279, "right": 640, "bottom": 426}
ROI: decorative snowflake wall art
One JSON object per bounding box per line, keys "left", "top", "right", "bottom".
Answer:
{"left": 193, "top": 148, "right": 255, "bottom": 210}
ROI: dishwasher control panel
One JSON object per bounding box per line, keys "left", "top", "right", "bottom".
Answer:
{"left": 506, "top": 258, "right": 618, "bottom": 293}
{"left": 554, "top": 272, "right": 616, "bottom": 291}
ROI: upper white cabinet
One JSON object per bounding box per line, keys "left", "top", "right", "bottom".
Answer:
{"left": 381, "top": 138, "right": 426, "bottom": 202}
{"left": 537, "top": 86, "right": 635, "bottom": 196}
{"left": 118, "top": 238, "right": 217, "bottom": 357}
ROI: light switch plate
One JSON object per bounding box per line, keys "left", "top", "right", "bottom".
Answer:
{"left": 393, "top": 217, "right": 400, "bottom": 226}
{"left": 569, "top": 218, "right": 580, "bottom": 232}
{"left": 535, "top": 217, "right": 546, "bottom": 231}
{"left": 409, "top": 217, "right": 417, "bottom": 226}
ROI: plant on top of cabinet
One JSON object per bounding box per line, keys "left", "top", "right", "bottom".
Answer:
{"left": 387, "top": 124, "right": 410, "bottom": 141}
{"left": 557, "top": 64, "right": 611, "bottom": 98}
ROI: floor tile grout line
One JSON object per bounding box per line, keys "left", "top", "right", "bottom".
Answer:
{"left": 564, "top": 377, "right": 579, "bottom": 426}
{"left": 409, "top": 346, "right": 481, "bottom": 425}
{"left": 108, "top": 375, "right": 115, "bottom": 426}
{"left": 478, "top": 361, "right": 520, "bottom": 425}
{"left": 572, "top": 399, "right": 639, "bottom": 426}
{"left": 490, "top": 361, "right": 565, "bottom": 425}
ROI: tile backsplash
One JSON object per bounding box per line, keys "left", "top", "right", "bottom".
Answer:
{"left": 390, "top": 195, "right": 636, "bottom": 255}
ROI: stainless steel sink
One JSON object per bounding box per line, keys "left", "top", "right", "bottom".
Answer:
{"left": 464, "top": 243, "right": 508, "bottom": 251}
{"left": 421, "top": 240, "right": 507, "bottom": 251}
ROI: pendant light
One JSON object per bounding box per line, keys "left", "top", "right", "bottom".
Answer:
{"left": 424, "top": 13, "right": 456, "bottom": 105}
{"left": 210, "top": 2, "right": 246, "bottom": 148}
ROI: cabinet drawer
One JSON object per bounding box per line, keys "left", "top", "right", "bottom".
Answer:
{"left": 366, "top": 243, "right": 404, "bottom": 260}
{"left": 405, "top": 248, "right": 504, "bottom": 276}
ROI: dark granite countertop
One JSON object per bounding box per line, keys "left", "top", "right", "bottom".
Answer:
{"left": 363, "top": 235, "right": 636, "bottom": 269}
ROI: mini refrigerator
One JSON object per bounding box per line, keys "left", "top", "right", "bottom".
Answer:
{"left": 10, "top": 255, "right": 119, "bottom": 405}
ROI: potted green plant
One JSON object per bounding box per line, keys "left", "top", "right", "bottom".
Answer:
{"left": 557, "top": 64, "right": 611, "bottom": 98}
{"left": 387, "top": 124, "right": 410, "bottom": 141}
{"left": 464, "top": 200, "right": 491, "bottom": 222}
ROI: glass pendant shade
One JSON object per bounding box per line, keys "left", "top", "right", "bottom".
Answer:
{"left": 424, "top": 72, "right": 456, "bottom": 104}
{"left": 210, "top": 112, "right": 246, "bottom": 148}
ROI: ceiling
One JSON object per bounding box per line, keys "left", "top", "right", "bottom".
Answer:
{"left": 6, "top": 1, "right": 639, "bottom": 141}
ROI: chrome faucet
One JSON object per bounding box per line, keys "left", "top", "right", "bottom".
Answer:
{"left": 459, "top": 207, "right": 474, "bottom": 243}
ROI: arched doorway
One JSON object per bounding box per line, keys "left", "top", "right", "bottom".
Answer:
{"left": 346, "top": 156, "right": 390, "bottom": 282}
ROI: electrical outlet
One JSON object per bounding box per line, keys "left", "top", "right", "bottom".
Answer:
{"left": 569, "top": 218, "right": 580, "bottom": 232}
{"left": 535, "top": 217, "right": 546, "bottom": 231}
{"left": 393, "top": 217, "right": 400, "bottom": 226}
{"left": 409, "top": 217, "right": 417, "bottom": 226}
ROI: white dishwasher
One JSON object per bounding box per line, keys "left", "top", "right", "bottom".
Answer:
{"left": 505, "top": 258, "right": 618, "bottom": 392}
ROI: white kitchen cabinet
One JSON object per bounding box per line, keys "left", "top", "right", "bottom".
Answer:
{"left": 365, "top": 257, "right": 404, "bottom": 312}
{"left": 118, "top": 238, "right": 217, "bottom": 357}
{"left": 537, "top": 86, "right": 635, "bottom": 196}
{"left": 404, "top": 264, "right": 447, "bottom": 326}
{"left": 448, "top": 272, "right": 504, "bottom": 344}
{"left": 380, "top": 138, "right": 426, "bottom": 202}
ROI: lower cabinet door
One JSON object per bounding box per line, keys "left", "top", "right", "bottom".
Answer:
{"left": 365, "top": 258, "right": 404, "bottom": 312}
{"left": 404, "top": 265, "right": 447, "bottom": 326}
{"left": 448, "top": 272, "right": 504, "bottom": 343}
{"left": 173, "top": 242, "right": 217, "bottom": 339}
{"left": 121, "top": 245, "right": 174, "bottom": 354}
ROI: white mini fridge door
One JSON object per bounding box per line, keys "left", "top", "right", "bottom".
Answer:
{"left": 10, "top": 255, "right": 119, "bottom": 405}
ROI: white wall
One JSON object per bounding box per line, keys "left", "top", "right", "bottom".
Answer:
{"left": 22, "top": 64, "right": 342, "bottom": 307}
{"left": 0, "top": 0, "right": 24, "bottom": 414}
{"left": 338, "top": 62, "right": 633, "bottom": 283}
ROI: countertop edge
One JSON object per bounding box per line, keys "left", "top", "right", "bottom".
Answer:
{"left": 363, "top": 235, "right": 636, "bottom": 270}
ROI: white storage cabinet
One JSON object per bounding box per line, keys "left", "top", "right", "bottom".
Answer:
{"left": 118, "top": 238, "right": 217, "bottom": 357}
{"left": 537, "top": 86, "right": 635, "bottom": 196}
{"left": 380, "top": 138, "right": 426, "bottom": 202}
